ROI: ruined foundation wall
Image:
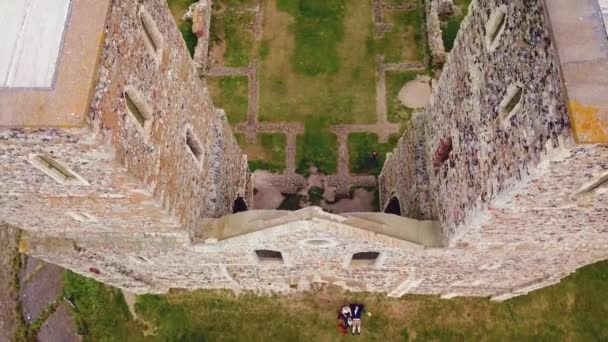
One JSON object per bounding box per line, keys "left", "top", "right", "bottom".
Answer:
{"left": 90, "top": 0, "right": 250, "bottom": 225}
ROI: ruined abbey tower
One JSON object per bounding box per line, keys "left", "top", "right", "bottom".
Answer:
{"left": 1, "top": 0, "right": 607, "bottom": 300}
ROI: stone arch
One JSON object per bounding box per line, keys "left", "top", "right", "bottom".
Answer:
{"left": 232, "top": 197, "right": 248, "bottom": 213}
{"left": 384, "top": 196, "right": 401, "bottom": 216}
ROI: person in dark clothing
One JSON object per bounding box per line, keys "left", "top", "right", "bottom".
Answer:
{"left": 349, "top": 304, "right": 366, "bottom": 335}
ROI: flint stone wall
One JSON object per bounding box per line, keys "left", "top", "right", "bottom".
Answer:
{"left": 383, "top": 0, "right": 572, "bottom": 243}
{"left": 89, "top": 0, "right": 250, "bottom": 224}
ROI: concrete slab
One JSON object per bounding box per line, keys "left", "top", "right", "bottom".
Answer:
{"left": 0, "top": 0, "right": 71, "bottom": 88}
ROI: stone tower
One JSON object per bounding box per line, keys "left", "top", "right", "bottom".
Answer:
{"left": 1, "top": 0, "right": 607, "bottom": 300}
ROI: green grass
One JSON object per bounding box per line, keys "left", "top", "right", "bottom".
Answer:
{"left": 207, "top": 76, "right": 249, "bottom": 124}
{"left": 62, "top": 271, "right": 144, "bottom": 341}
{"left": 296, "top": 118, "right": 338, "bottom": 175}
{"left": 259, "top": 0, "right": 377, "bottom": 125}
{"left": 441, "top": 0, "right": 473, "bottom": 52}
{"left": 307, "top": 186, "right": 325, "bottom": 205}
{"left": 348, "top": 133, "right": 399, "bottom": 175}
{"left": 368, "top": 3, "right": 426, "bottom": 63}
{"left": 277, "top": 0, "right": 346, "bottom": 76}
{"left": 278, "top": 194, "right": 304, "bottom": 210}
{"left": 210, "top": 10, "right": 254, "bottom": 67}
{"left": 214, "top": 0, "right": 257, "bottom": 7}
{"left": 236, "top": 132, "right": 287, "bottom": 172}
{"left": 167, "top": 0, "right": 198, "bottom": 58}
{"left": 385, "top": 70, "right": 424, "bottom": 123}
{"left": 65, "top": 260, "right": 608, "bottom": 340}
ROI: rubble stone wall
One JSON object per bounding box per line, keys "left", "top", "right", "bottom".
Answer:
{"left": 89, "top": 0, "right": 250, "bottom": 224}
{"left": 383, "top": 0, "right": 572, "bottom": 243}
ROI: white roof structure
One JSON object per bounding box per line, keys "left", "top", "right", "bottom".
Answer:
{"left": 0, "top": 0, "right": 71, "bottom": 88}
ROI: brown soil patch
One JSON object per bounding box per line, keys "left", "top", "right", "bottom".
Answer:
{"left": 253, "top": 170, "right": 285, "bottom": 209}
{"left": 398, "top": 77, "right": 431, "bottom": 108}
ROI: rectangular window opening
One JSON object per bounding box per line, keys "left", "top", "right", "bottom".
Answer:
{"left": 500, "top": 85, "right": 524, "bottom": 122}
{"left": 485, "top": 6, "right": 507, "bottom": 51}
{"left": 35, "top": 154, "right": 76, "bottom": 183}
{"left": 67, "top": 211, "right": 97, "bottom": 223}
{"left": 350, "top": 252, "right": 380, "bottom": 268}
{"left": 29, "top": 154, "right": 89, "bottom": 186}
{"left": 124, "top": 87, "right": 152, "bottom": 132}
{"left": 125, "top": 92, "right": 146, "bottom": 127}
{"left": 140, "top": 13, "right": 158, "bottom": 52}
{"left": 186, "top": 128, "right": 204, "bottom": 163}
{"left": 255, "top": 249, "right": 284, "bottom": 264}
{"left": 489, "top": 11, "right": 506, "bottom": 43}
{"left": 578, "top": 171, "right": 608, "bottom": 194}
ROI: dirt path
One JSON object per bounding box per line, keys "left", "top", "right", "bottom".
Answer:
{"left": 205, "top": 66, "right": 248, "bottom": 77}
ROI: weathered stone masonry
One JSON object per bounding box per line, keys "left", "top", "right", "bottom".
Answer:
{"left": 1, "top": 0, "right": 607, "bottom": 300}
{"left": 381, "top": 0, "right": 608, "bottom": 296}
{"left": 1, "top": 0, "right": 250, "bottom": 292}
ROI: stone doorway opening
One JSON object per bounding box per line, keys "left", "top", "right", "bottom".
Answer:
{"left": 384, "top": 197, "right": 401, "bottom": 215}
{"left": 232, "top": 197, "right": 248, "bottom": 213}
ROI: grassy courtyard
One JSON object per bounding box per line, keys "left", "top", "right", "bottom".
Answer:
{"left": 61, "top": 259, "right": 608, "bottom": 341}
{"left": 201, "top": 0, "right": 428, "bottom": 177}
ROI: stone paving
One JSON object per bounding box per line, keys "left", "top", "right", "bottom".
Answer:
{"left": 204, "top": 0, "right": 427, "bottom": 198}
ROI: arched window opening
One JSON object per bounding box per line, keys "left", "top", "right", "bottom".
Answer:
{"left": 384, "top": 197, "right": 401, "bottom": 216}
{"left": 233, "top": 197, "right": 248, "bottom": 213}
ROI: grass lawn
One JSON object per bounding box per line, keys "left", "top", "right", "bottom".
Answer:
{"left": 167, "top": 0, "right": 198, "bottom": 57}
{"left": 385, "top": 70, "right": 425, "bottom": 123}
{"left": 62, "top": 271, "right": 145, "bottom": 341}
{"left": 207, "top": 76, "right": 249, "bottom": 124}
{"left": 348, "top": 133, "right": 399, "bottom": 175}
{"left": 368, "top": 3, "right": 427, "bottom": 63}
{"left": 295, "top": 118, "right": 338, "bottom": 175}
{"left": 209, "top": 6, "right": 254, "bottom": 67}
{"left": 441, "top": 0, "right": 473, "bottom": 52}
{"left": 258, "top": 0, "right": 377, "bottom": 125}
{"left": 62, "top": 259, "right": 608, "bottom": 340}
{"left": 172, "top": 0, "right": 429, "bottom": 175}
{"left": 236, "top": 133, "right": 287, "bottom": 172}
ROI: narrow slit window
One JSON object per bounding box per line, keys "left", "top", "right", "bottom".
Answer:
{"left": 136, "top": 256, "right": 154, "bottom": 263}
{"left": 124, "top": 86, "right": 153, "bottom": 133}
{"left": 499, "top": 84, "right": 524, "bottom": 123}
{"left": 185, "top": 127, "right": 204, "bottom": 163}
{"left": 66, "top": 211, "right": 97, "bottom": 223}
{"left": 351, "top": 252, "right": 380, "bottom": 268}
{"left": 578, "top": 170, "right": 608, "bottom": 194}
{"left": 28, "top": 154, "right": 89, "bottom": 186}
{"left": 139, "top": 7, "right": 163, "bottom": 62}
{"left": 485, "top": 6, "right": 507, "bottom": 51}
{"left": 141, "top": 15, "right": 157, "bottom": 52}
{"left": 255, "top": 249, "right": 284, "bottom": 264}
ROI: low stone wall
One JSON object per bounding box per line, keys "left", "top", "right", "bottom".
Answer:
{"left": 426, "top": 0, "right": 446, "bottom": 66}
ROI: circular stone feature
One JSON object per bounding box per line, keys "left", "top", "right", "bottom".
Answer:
{"left": 299, "top": 238, "right": 338, "bottom": 248}
{"left": 398, "top": 78, "right": 432, "bottom": 109}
